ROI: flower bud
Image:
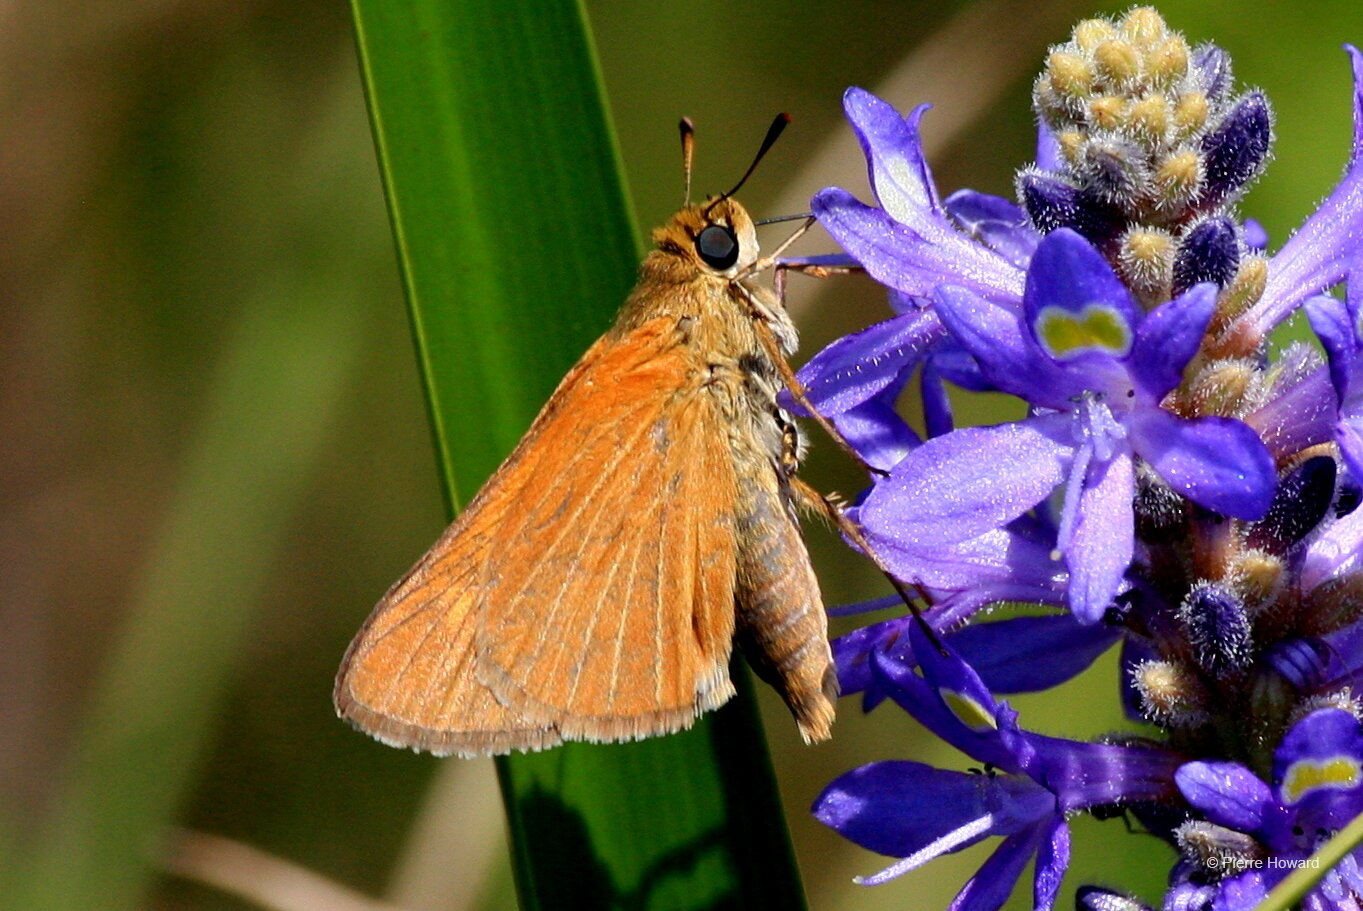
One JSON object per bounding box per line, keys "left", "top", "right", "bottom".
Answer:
{"left": 1146, "top": 37, "right": 1190, "bottom": 90}
{"left": 1185, "top": 358, "right": 1259, "bottom": 417}
{"left": 1191, "top": 44, "right": 1233, "bottom": 101}
{"left": 1134, "top": 660, "right": 1210, "bottom": 725}
{"left": 1048, "top": 50, "right": 1093, "bottom": 99}
{"left": 1172, "top": 92, "right": 1210, "bottom": 137}
{"left": 1175, "top": 821, "right": 1266, "bottom": 880}
{"left": 1017, "top": 169, "right": 1122, "bottom": 243}
{"left": 1172, "top": 217, "right": 1240, "bottom": 295}
{"left": 1247, "top": 456, "right": 1336, "bottom": 554}
{"left": 1076, "top": 886, "right": 1154, "bottom": 911}
{"left": 1199, "top": 93, "right": 1273, "bottom": 208}
{"left": 1230, "top": 548, "right": 1285, "bottom": 613}
{"left": 1079, "top": 137, "right": 1150, "bottom": 203}
{"left": 1118, "top": 227, "right": 1174, "bottom": 303}
{"left": 1094, "top": 39, "right": 1142, "bottom": 89}
{"left": 1178, "top": 581, "right": 1252, "bottom": 675}
{"left": 1128, "top": 93, "right": 1171, "bottom": 140}
{"left": 1073, "top": 18, "right": 1118, "bottom": 52}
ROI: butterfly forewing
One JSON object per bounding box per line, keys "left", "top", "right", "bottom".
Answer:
{"left": 334, "top": 472, "right": 562, "bottom": 755}
{"left": 335, "top": 316, "right": 742, "bottom": 753}
{"left": 474, "top": 317, "right": 741, "bottom": 740}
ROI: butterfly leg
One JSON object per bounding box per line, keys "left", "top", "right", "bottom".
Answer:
{"left": 788, "top": 476, "right": 946, "bottom": 653}
{"left": 741, "top": 304, "right": 886, "bottom": 479}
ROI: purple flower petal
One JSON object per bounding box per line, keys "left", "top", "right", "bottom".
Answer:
{"left": 813, "top": 187, "right": 1024, "bottom": 303}
{"left": 1274, "top": 709, "right": 1363, "bottom": 826}
{"left": 1244, "top": 358, "right": 1337, "bottom": 461}
{"left": 1035, "top": 122, "right": 1063, "bottom": 173}
{"left": 1023, "top": 231, "right": 1142, "bottom": 349}
{"left": 1305, "top": 293, "right": 1356, "bottom": 398}
{"left": 1126, "top": 409, "right": 1275, "bottom": 519}
{"left": 1216, "top": 871, "right": 1269, "bottom": 910}
{"left": 1032, "top": 815, "right": 1070, "bottom": 911}
{"left": 794, "top": 309, "right": 943, "bottom": 416}
{"left": 1302, "top": 500, "right": 1363, "bottom": 592}
{"left": 881, "top": 524, "right": 1065, "bottom": 595}
{"left": 932, "top": 284, "right": 1075, "bottom": 406}
{"left": 873, "top": 637, "right": 1035, "bottom": 775}
{"left": 861, "top": 413, "right": 1075, "bottom": 548}
{"left": 813, "top": 760, "right": 1052, "bottom": 858}
{"left": 831, "top": 616, "right": 902, "bottom": 700}
{"left": 830, "top": 397, "right": 920, "bottom": 471}
{"left": 1175, "top": 761, "right": 1274, "bottom": 832}
{"left": 945, "top": 189, "right": 1027, "bottom": 228}
{"left": 921, "top": 361, "right": 954, "bottom": 438}
{"left": 843, "top": 90, "right": 943, "bottom": 229}
{"left": 947, "top": 827, "right": 1049, "bottom": 911}
{"left": 1027, "top": 734, "right": 1181, "bottom": 808}
{"left": 1128, "top": 284, "right": 1219, "bottom": 400}
{"left": 947, "top": 614, "right": 1121, "bottom": 693}
{"left": 1065, "top": 450, "right": 1135, "bottom": 623}
{"left": 1340, "top": 418, "right": 1363, "bottom": 479}
{"left": 945, "top": 189, "right": 1039, "bottom": 268}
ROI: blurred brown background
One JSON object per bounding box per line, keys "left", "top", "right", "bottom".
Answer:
{"left": 3, "top": 1, "right": 1359, "bottom": 908}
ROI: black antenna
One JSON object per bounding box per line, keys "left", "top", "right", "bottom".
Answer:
{"left": 705, "top": 113, "right": 791, "bottom": 215}
{"left": 754, "top": 211, "right": 813, "bottom": 226}
{"left": 679, "top": 117, "right": 696, "bottom": 207}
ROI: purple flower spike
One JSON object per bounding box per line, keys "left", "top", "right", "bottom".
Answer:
{"left": 809, "top": 15, "right": 1363, "bottom": 910}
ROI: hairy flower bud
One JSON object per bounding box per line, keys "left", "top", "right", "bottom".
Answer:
{"left": 1172, "top": 216, "right": 1240, "bottom": 295}
{"left": 1199, "top": 93, "right": 1273, "bottom": 208}
{"left": 1175, "top": 821, "right": 1266, "bottom": 880}
{"left": 1179, "top": 582, "right": 1252, "bottom": 675}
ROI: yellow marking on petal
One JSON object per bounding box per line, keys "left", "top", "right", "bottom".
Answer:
{"left": 1035, "top": 303, "right": 1133, "bottom": 360}
{"left": 1281, "top": 757, "right": 1363, "bottom": 804}
{"left": 941, "top": 688, "right": 997, "bottom": 732}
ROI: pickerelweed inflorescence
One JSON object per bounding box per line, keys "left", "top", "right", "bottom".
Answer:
{"left": 800, "top": 7, "right": 1363, "bottom": 909}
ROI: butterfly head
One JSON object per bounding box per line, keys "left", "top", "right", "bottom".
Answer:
{"left": 652, "top": 197, "right": 760, "bottom": 280}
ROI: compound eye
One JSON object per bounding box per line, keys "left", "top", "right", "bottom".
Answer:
{"left": 696, "top": 224, "right": 739, "bottom": 270}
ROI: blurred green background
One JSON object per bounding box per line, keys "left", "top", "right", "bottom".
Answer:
{"left": 3, "top": 1, "right": 1360, "bottom": 909}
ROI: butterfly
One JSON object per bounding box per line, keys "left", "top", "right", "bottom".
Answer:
{"left": 334, "top": 116, "right": 839, "bottom": 756}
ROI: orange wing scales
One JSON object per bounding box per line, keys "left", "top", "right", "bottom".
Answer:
{"left": 335, "top": 317, "right": 743, "bottom": 755}
{"left": 476, "top": 333, "right": 741, "bottom": 739}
